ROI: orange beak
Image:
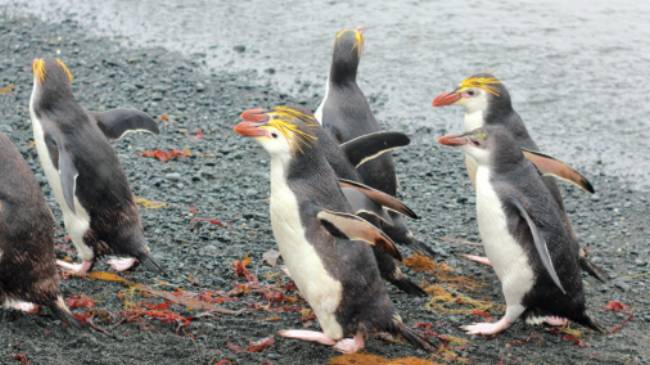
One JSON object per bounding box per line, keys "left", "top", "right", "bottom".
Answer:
{"left": 432, "top": 91, "right": 461, "bottom": 107}
{"left": 233, "top": 120, "right": 268, "bottom": 137}
{"left": 437, "top": 133, "right": 469, "bottom": 147}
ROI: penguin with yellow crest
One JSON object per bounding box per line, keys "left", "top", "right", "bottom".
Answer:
{"left": 234, "top": 106, "right": 435, "bottom": 353}
{"left": 433, "top": 73, "right": 606, "bottom": 280}
{"left": 29, "top": 58, "right": 162, "bottom": 275}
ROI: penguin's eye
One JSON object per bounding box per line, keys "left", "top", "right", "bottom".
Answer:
{"left": 466, "top": 89, "right": 476, "bottom": 97}
{"left": 271, "top": 132, "right": 279, "bottom": 139}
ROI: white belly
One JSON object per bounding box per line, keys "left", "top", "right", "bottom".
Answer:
{"left": 314, "top": 79, "right": 329, "bottom": 125}
{"left": 463, "top": 110, "right": 485, "bottom": 188}
{"left": 29, "top": 87, "right": 93, "bottom": 261}
{"left": 269, "top": 158, "right": 343, "bottom": 339}
{"left": 475, "top": 167, "right": 534, "bottom": 306}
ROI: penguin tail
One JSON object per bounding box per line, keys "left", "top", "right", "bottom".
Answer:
{"left": 386, "top": 267, "right": 427, "bottom": 297}
{"left": 50, "top": 296, "right": 82, "bottom": 329}
{"left": 391, "top": 315, "right": 437, "bottom": 353}
{"left": 411, "top": 238, "right": 439, "bottom": 259}
{"left": 574, "top": 313, "right": 607, "bottom": 334}
{"left": 392, "top": 277, "right": 428, "bottom": 297}
{"left": 139, "top": 254, "right": 166, "bottom": 276}
{"left": 578, "top": 256, "right": 608, "bottom": 282}
{"left": 380, "top": 220, "right": 438, "bottom": 259}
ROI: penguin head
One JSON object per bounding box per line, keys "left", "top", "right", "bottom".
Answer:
{"left": 234, "top": 106, "right": 319, "bottom": 158}
{"left": 432, "top": 73, "right": 512, "bottom": 115}
{"left": 330, "top": 28, "right": 365, "bottom": 83}
{"left": 437, "top": 125, "right": 522, "bottom": 168}
{"left": 31, "top": 58, "right": 74, "bottom": 108}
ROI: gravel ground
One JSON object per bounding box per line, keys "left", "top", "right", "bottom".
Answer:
{"left": 0, "top": 15, "right": 648, "bottom": 365}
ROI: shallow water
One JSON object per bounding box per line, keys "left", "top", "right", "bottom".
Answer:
{"left": 6, "top": 0, "right": 650, "bottom": 191}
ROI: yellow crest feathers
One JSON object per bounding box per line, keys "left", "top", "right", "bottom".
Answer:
{"left": 264, "top": 106, "right": 318, "bottom": 153}
{"left": 55, "top": 58, "right": 74, "bottom": 82}
{"left": 458, "top": 76, "right": 501, "bottom": 96}
{"left": 32, "top": 59, "right": 47, "bottom": 83}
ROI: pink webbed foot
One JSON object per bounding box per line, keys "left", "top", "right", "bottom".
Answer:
{"left": 543, "top": 316, "right": 569, "bottom": 327}
{"left": 462, "top": 318, "right": 512, "bottom": 336}
{"left": 278, "top": 329, "right": 336, "bottom": 346}
{"left": 4, "top": 300, "right": 39, "bottom": 314}
{"left": 333, "top": 333, "right": 365, "bottom": 354}
{"left": 57, "top": 259, "right": 93, "bottom": 275}
{"left": 107, "top": 257, "right": 138, "bottom": 272}
{"left": 463, "top": 254, "right": 492, "bottom": 266}
{"left": 525, "top": 315, "right": 569, "bottom": 327}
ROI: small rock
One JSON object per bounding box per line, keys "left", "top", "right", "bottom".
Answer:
{"left": 198, "top": 244, "right": 220, "bottom": 257}
{"left": 614, "top": 281, "right": 629, "bottom": 291}
{"left": 166, "top": 172, "right": 182, "bottom": 181}
{"left": 233, "top": 45, "right": 246, "bottom": 53}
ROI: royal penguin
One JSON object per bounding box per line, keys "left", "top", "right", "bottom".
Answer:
{"left": 315, "top": 28, "right": 435, "bottom": 258}
{"left": 433, "top": 74, "right": 606, "bottom": 280}
{"left": 0, "top": 132, "right": 79, "bottom": 328}
{"left": 437, "top": 125, "right": 603, "bottom": 335}
{"left": 234, "top": 106, "right": 435, "bottom": 353}
{"left": 29, "top": 58, "right": 162, "bottom": 275}
{"left": 241, "top": 107, "right": 426, "bottom": 296}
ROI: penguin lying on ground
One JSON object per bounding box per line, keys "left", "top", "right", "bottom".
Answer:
{"left": 437, "top": 125, "right": 603, "bottom": 335}
{"left": 0, "top": 132, "right": 79, "bottom": 328}
{"left": 234, "top": 106, "right": 436, "bottom": 353}
{"left": 241, "top": 107, "right": 426, "bottom": 296}
{"left": 315, "top": 28, "right": 436, "bottom": 258}
{"left": 432, "top": 74, "right": 607, "bottom": 281}
{"left": 29, "top": 58, "right": 162, "bottom": 275}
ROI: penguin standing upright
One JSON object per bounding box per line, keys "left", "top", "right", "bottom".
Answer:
{"left": 437, "top": 125, "right": 602, "bottom": 335}
{"left": 433, "top": 74, "right": 606, "bottom": 280}
{"left": 316, "top": 28, "right": 435, "bottom": 257}
{"left": 0, "top": 132, "right": 79, "bottom": 327}
{"left": 241, "top": 106, "right": 426, "bottom": 296}
{"left": 29, "top": 58, "right": 162, "bottom": 275}
{"left": 234, "top": 106, "right": 435, "bottom": 353}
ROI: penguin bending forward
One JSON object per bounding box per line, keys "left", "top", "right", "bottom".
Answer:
{"left": 316, "top": 28, "right": 436, "bottom": 258}
{"left": 438, "top": 125, "right": 603, "bottom": 335}
{"left": 234, "top": 106, "right": 435, "bottom": 353}
{"left": 241, "top": 106, "right": 426, "bottom": 296}
{"left": 0, "top": 132, "right": 79, "bottom": 328}
{"left": 433, "top": 73, "right": 606, "bottom": 281}
{"left": 29, "top": 58, "right": 162, "bottom": 275}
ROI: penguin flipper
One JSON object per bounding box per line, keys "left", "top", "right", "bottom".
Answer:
{"left": 317, "top": 209, "right": 402, "bottom": 261}
{"left": 91, "top": 109, "right": 159, "bottom": 140}
{"left": 340, "top": 131, "right": 410, "bottom": 168}
{"left": 338, "top": 178, "right": 418, "bottom": 219}
{"left": 510, "top": 197, "right": 566, "bottom": 294}
{"left": 57, "top": 144, "right": 78, "bottom": 213}
{"left": 342, "top": 187, "right": 393, "bottom": 225}
{"left": 522, "top": 149, "right": 594, "bottom": 193}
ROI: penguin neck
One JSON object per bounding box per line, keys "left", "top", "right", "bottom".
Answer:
{"left": 269, "top": 153, "right": 292, "bottom": 195}
{"left": 463, "top": 110, "right": 485, "bottom": 131}
{"left": 329, "top": 62, "right": 358, "bottom": 86}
